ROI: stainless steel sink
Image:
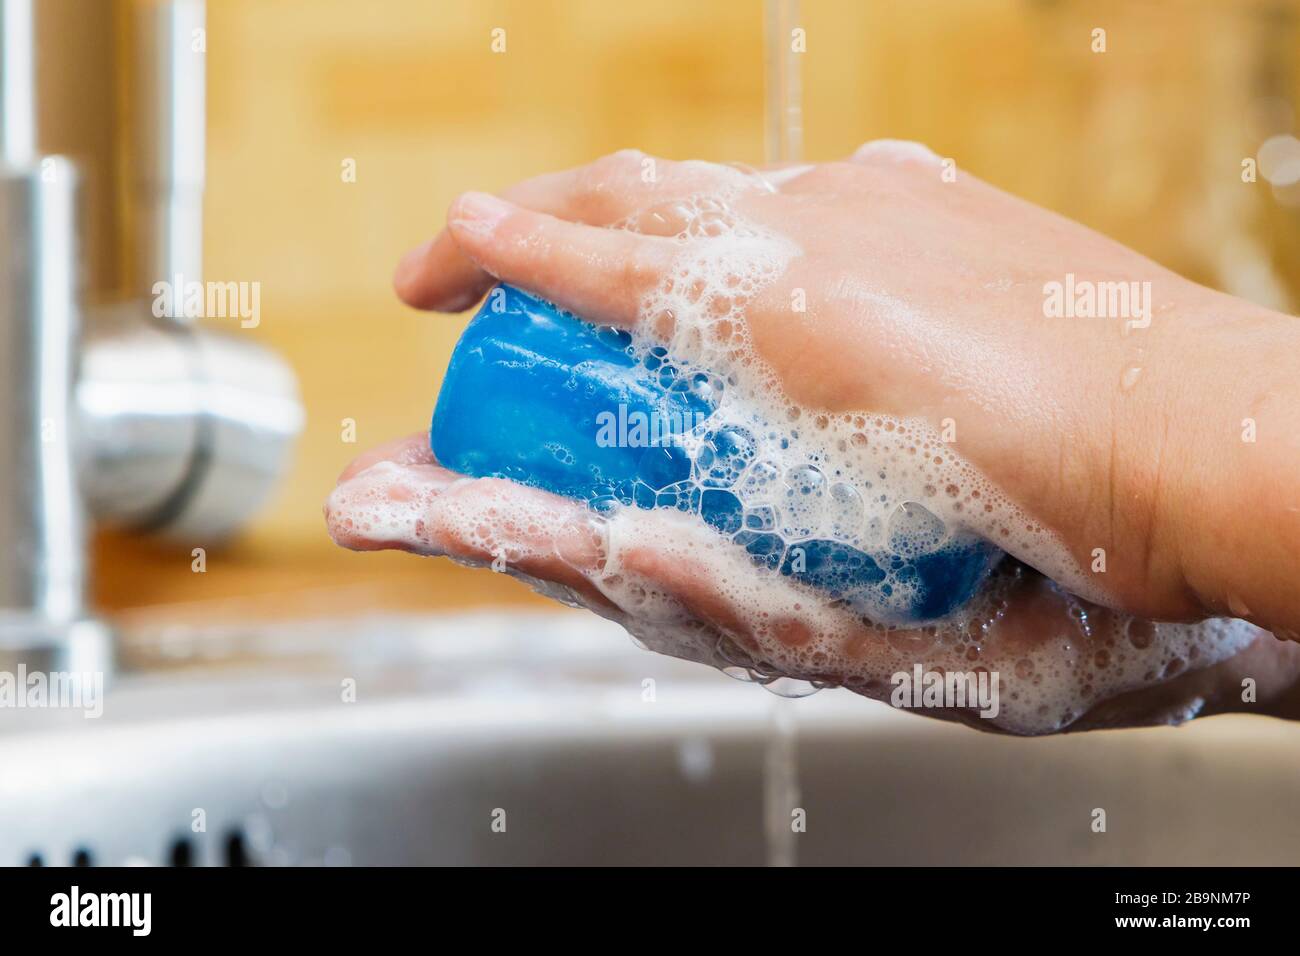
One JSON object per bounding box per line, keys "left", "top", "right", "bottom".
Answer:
{"left": 3, "top": 610, "right": 1299, "bottom": 866}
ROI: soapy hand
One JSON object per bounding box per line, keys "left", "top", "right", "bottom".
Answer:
{"left": 328, "top": 144, "right": 1300, "bottom": 733}
{"left": 328, "top": 433, "right": 1300, "bottom": 734}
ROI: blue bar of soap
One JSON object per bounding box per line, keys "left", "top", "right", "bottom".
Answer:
{"left": 431, "top": 285, "right": 1001, "bottom": 624}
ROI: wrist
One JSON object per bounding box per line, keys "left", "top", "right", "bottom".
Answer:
{"left": 1158, "top": 293, "right": 1300, "bottom": 637}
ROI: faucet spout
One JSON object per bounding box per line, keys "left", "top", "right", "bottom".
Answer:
{"left": 0, "top": 158, "right": 112, "bottom": 678}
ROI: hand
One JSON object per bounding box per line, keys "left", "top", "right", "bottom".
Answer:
{"left": 327, "top": 433, "right": 1300, "bottom": 734}
{"left": 329, "top": 144, "right": 1300, "bottom": 733}
{"left": 394, "top": 146, "right": 1300, "bottom": 633}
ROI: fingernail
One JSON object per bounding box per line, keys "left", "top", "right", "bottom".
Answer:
{"left": 451, "top": 191, "right": 512, "bottom": 236}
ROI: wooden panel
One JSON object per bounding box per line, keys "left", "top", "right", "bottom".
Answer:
{"left": 90, "top": 0, "right": 1300, "bottom": 619}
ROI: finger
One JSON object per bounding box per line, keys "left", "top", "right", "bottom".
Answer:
{"left": 325, "top": 461, "right": 458, "bottom": 552}
{"left": 393, "top": 151, "right": 739, "bottom": 312}
{"left": 1071, "top": 628, "right": 1300, "bottom": 731}
{"left": 336, "top": 431, "right": 436, "bottom": 483}
{"left": 393, "top": 233, "right": 491, "bottom": 313}
{"left": 325, "top": 462, "right": 616, "bottom": 610}
{"left": 394, "top": 172, "right": 590, "bottom": 313}
{"left": 617, "top": 545, "right": 753, "bottom": 640}
{"left": 445, "top": 191, "right": 675, "bottom": 328}
{"left": 612, "top": 532, "right": 861, "bottom": 666}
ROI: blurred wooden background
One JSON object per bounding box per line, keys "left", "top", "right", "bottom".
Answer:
{"left": 33, "top": 0, "right": 1300, "bottom": 623}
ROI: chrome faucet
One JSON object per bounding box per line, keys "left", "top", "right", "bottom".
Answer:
{"left": 0, "top": 0, "right": 302, "bottom": 679}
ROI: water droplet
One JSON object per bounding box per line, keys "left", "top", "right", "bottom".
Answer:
{"left": 761, "top": 676, "right": 823, "bottom": 698}
{"left": 721, "top": 665, "right": 758, "bottom": 682}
